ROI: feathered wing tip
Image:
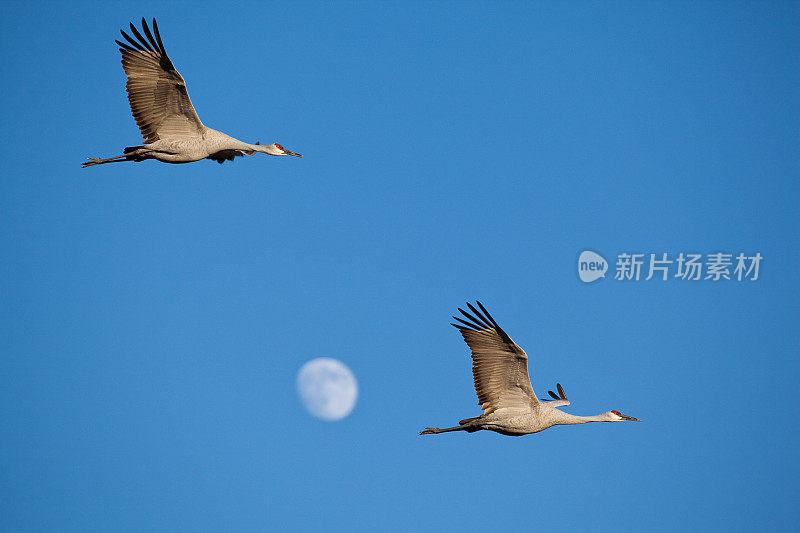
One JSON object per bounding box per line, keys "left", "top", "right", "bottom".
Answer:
{"left": 449, "top": 300, "right": 514, "bottom": 344}
{"left": 115, "top": 18, "right": 162, "bottom": 53}
{"left": 544, "top": 383, "right": 567, "bottom": 401}
{"left": 114, "top": 18, "right": 175, "bottom": 70}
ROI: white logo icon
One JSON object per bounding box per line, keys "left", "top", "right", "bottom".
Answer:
{"left": 578, "top": 250, "right": 607, "bottom": 283}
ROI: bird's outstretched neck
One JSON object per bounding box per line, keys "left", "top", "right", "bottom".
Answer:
{"left": 557, "top": 412, "right": 609, "bottom": 425}
{"left": 251, "top": 142, "right": 302, "bottom": 157}
{"left": 552, "top": 410, "right": 639, "bottom": 425}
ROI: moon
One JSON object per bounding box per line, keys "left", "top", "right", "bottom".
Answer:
{"left": 296, "top": 358, "right": 358, "bottom": 421}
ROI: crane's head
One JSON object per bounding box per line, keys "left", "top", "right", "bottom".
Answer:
{"left": 608, "top": 410, "right": 640, "bottom": 422}
{"left": 255, "top": 141, "right": 302, "bottom": 157}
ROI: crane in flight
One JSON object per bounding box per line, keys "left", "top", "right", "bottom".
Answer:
{"left": 83, "top": 18, "right": 302, "bottom": 168}
{"left": 420, "top": 302, "right": 640, "bottom": 436}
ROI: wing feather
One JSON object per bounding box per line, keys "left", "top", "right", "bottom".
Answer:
{"left": 126, "top": 22, "right": 155, "bottom": 51}
{"left": 540, "top": 383, "right": 570, "bottom": 406}
{"left": 116, "top": 18, "right": 204, "bottom": 143}
{"left": 451, "top": 302, "right": 538, "bottom": 415}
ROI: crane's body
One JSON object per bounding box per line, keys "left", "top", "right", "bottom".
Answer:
{"left": 89, "top": 128, "right": 294, "bottom": 166}
{"left": 420, "top": 302, "right": 639, "bottom": 437}
{"left": 84, "top": 18, "right": 301, "bottom": 168}
{"left": 423, "top": 404, "right": 631, "bottom": 436}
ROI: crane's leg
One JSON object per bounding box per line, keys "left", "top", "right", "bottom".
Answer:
{"left": 420, "top": 424, "right": 479, "bottom": 435}
{"left": 82, "top": 154, "right": 131, "bottom": 167}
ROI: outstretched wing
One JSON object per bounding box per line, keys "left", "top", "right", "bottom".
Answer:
{"left": 451, "top": 302, "right": 538, "bottom": 415}
{"left": 115, "top": 18, "right": 204, "bottom": 143}
{"left": 540, "top": 382, "right": 570, "bottom": 407}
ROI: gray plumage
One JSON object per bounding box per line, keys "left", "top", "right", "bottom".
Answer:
{"left": 420, "top": 302, "right": 640, "bottom": 436}
{"left": 83, "top": 18, "right": 302, "bottom": 167}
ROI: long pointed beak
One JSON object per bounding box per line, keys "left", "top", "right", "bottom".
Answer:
{"left": 283, "top": 149, "right": 302, "bottom": 157}
{"left": 623, "top": 415, "right": 641, "bottom": 421}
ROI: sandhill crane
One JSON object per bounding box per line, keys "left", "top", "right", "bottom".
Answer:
{"left": 420, "top": 302, "right": 639, "bottom": 436}
{"left": 83, "top": 18, "right": 302, "bottom": 168}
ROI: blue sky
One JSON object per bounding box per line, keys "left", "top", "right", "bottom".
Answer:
{"left": 1, "top": 1, "right": 798, "bottom": 531}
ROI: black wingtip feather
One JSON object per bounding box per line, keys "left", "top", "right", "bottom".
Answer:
{"left": 465, "top": 302, "right": 493, "bottom": 329}
{"left": 456, "top": 307, "right": 486, "bottom": 331}
{"left": 459, "top": 301, "right": 514, "bottom": 345}
{"left": 139, "top": 18, "right": 158, "bottom": 51}
{"left": 557, "top": 383, "right": 566, "bottom": 398}
{"left": 451, "top": 316, "right": 477, "bottom": 330}
{"left": 128, "top": 22, "right": 154, "bottom": 52}
{"left": 115, "top": 39, "right": 137, "bottom": 52}
{"left": 475, "top": 301, "right": 501, "bottom": 330}
{"left": 548, "top": 390, "right": 559, "bottom": 399}
{"left": 119, "top": 29, "right": 139, "bottom": 50}
{"left": 118, "top": 19, "right": 175, "bottom": 72}
{"left": 151, "top": 18, "right": 167, "bottom": 54}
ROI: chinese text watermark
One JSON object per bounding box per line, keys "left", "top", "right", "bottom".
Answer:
{"left": 578, "top": 251, "right": 762, "bottom": 283}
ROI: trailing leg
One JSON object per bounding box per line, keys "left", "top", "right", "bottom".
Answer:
{"left": 82, "top": 154, "right": 131, "bottom": 167}
{"left": 82, "top": 145, "right": 158, "bottom": 167}
{"left": 420, "top": 422, "right": 481, "bottom": 435}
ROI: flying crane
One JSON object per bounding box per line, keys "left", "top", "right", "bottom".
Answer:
{"left": 83, "top": 18, "right": 302, "bottom": 167}
{"left": 420, "top": 302, "right": 640, "bottom": 436}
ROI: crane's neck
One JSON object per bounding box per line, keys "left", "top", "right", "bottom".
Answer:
{"left": 551, "top": 410, "right": 614, "bottom": 425}
{"left": 251, "top": 143, "right": 285, "bottom": 156}
{"left": 203, "top": 128, "right": 280, "bottom": 154}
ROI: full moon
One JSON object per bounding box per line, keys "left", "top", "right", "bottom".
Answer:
{"left": 296, "top": 358, "right": 358, "bottom": 421}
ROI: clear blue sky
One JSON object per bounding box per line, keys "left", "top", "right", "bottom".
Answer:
{"left": 1, "top": 1, "right": 798, "bottom": 531}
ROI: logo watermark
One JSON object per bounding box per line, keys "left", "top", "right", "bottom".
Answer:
{"left": 578, "top": 251, "right": 762, "bottom": 283}
{"left": 578, "top": 250, "right": 608, "bottom": 283}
